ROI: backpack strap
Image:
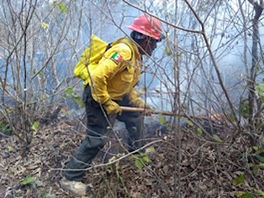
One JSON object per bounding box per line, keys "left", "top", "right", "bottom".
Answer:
{"left": 105, "top": 42, "right": 112, "bottom": 51}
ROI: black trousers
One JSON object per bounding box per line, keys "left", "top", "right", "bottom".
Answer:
{"left": 63, "top": 85, "right": 144, "bottom": 181}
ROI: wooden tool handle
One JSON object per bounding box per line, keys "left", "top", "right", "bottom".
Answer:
{"left": 120, "top": 106, "right": 177, "bottom": 116}
{"left": 120, "top": 106, "right": 199, "bottom": 118}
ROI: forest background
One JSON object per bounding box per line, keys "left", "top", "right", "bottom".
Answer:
{"left": 0, "top": 0, "right": 264, "bottom": 197}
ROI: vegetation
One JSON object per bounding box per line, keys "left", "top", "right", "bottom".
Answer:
{"left": 0, "top": 0, "right": 263, "bottom": 197}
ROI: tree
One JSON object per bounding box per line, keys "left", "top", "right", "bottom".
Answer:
{"left": 0, "top": 0, "right": 264, "bottom": 196}
{"left": 247, "top": 0, "right": 263, "bottom": 127}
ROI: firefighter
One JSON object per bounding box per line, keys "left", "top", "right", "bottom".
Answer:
{"left": 60, "top": 14, "right": 164, "bottom": 196}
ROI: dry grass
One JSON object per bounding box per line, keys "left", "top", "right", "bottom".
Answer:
{"left": 1, "top": 117, "right": 263, "bottom": 198}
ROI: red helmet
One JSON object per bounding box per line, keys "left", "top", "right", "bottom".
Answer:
{"left": 127, "top": 14, "right": 163, "bottom": 40}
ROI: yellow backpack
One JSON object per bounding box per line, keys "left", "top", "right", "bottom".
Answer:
{"left": 74, "top": 34, "right": 134, "bottom": 86}
{"left": 74, "top": 34, "right": 110, "bottom": 84}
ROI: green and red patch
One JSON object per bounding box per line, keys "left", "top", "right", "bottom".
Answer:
{"left": 111, "top": 52, "right": 123, "bottom": 64}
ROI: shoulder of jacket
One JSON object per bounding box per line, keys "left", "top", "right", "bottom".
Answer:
{"left": 113, "top": 42, "right": 132, "bottom": 52}
{"left": 112, "top": 38, "right": 135, "bottom": 52}
{"left": 106, "top": 38, "right": 132, "bottom": 60}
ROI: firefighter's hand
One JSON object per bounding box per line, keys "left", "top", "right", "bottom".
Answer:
{"left": 103, "top": 100, "right": 122, "bottom": 115}
{"left": 130, "top": 98, "right": 152, "bottom": 116}
{"left": 130, "top": 97, "right": 151, "bottom": 109}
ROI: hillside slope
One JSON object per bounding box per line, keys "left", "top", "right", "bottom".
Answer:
{"left": 1, "top": 117, "right": 263, "bottom": 198}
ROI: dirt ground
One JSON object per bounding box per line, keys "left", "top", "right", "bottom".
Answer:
{"left": 1, "top": 116, "right": 264, "bottom": 198}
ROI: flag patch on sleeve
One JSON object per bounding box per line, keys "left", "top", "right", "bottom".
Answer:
{"left": 111, "top": 52, "right": 123, "bottom": 64}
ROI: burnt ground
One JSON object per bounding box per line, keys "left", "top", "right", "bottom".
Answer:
{"left": 0, "top": 115, "right": 264, "bottom": 198}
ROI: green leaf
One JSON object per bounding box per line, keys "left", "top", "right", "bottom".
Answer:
{"left": 241, "top": 192, "right": 254, "bottom": 198}
{"left": 117, "top": 176, "right": 123, "bottom": 185}
{"left": 176, "top": 52, "right": 183, "bottom": 57}
{"left": 65, "top": 87, "right": 84, "bottom": 108}
{"left": 7, "top": 145, "right": 13, "bottom": 151}
{"left": 21, "top": 176, "right": 36, "bottom": 185}
{"left": 235, "top": 191, "right": 246, "bottom": 197}
{"left": 212, "top": 134, "right": 223, "bottom": 143}
{"left": 256, "top": 155, "right": 264, "bottom": 163}
{"left": 73, "top": 96, "right": 85, "bottom": 108}
{"left": 38, "top": 190, "right": 47, "bottom": 197}
{"left": 241, "top": 153, "right": 248, "bottom": 163}
{"left": 232, "top": 173, "right": 245, "bottom": 186}
{"left": 235, "top": 191, "right": 254, "bottom": 198}
{"left": 255, "top": 190, "right": 264, "bottom": 196}
{"left": 228, "top": 113, "right": 236, "bottom": 122}
{"left": 246, "top": 163, "right": 254, "bottom": 168}
{"left": 142, "top": 155, "right": 151, "bottom": 163}
{"left": 247, "top": 147, "right": 253, "bottom": 154}
{"left": 165, "top": 46, "right": 172, "bottom": 56}
{"left": 41, "top": 22, "right": 48, "bottom": 29}
{"left": 135, "top": 159, "right": 144, "bottom": 169}
{"left": 253, "top": 165, "right": 260, "bottom": 175}
{"left": 58, "top": 3, "right": 67, "bottom": 13}
{"left": 32, "top": 121, "right": 40, "bottom": 131}
{"left": 159, "top": 115, "right": 166, "bottom": 125}
{"left": 239, "top": 99, "right": 249, "bottom": 119}
{"left": 259, "top": 163, "right": 264, "bottom": 168}
{"left": 256, "top": 83, "right": 264, "bottom": 97}
{"left": 197, "top": 128, "right": 203, "bottom": 136}
{"left": 186, "top": 119, "right": 193, "bottom": 126}
{"left": 148, "top": 146, "right": 155, "bottom": 152}
{"left": 65, "top": 87, "right": 74, "bottom": 97}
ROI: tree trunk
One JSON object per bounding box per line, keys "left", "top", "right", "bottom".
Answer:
{"left": 247, "top": 0, "right": 263, "bottom": 126}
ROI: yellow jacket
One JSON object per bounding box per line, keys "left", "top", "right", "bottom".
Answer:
{"left": 75, "top": 36, "right": 142, "bottom": 104}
